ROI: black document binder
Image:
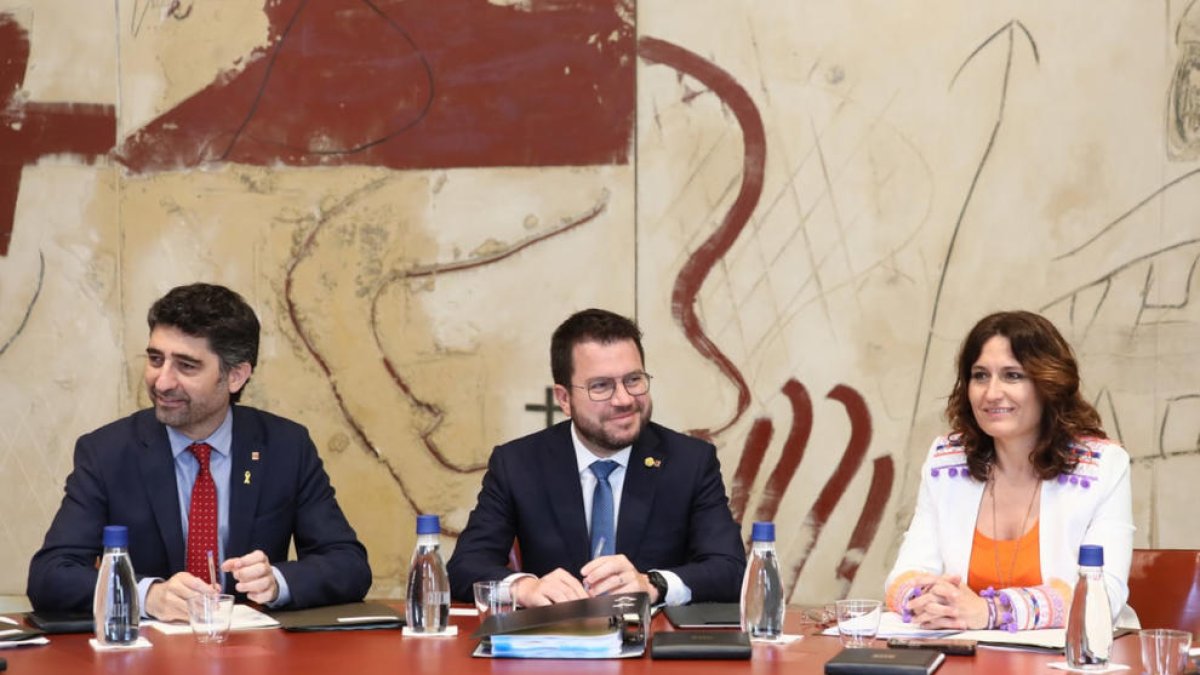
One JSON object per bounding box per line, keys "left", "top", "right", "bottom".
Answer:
{"left": 471, "top": 592, "right": 650, "bottom": 659}
{"left": 269, "top": 601, "right": 403, "bottom": 632}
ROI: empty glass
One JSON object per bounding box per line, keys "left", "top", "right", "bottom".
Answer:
{"left": 473, "top": 580, "right": 515, "bottom": 623}
{"left": 1140, "top": 629, "right": 1192, "bottom": 675}
{"left": 187, "top": 593, "right": 234, "bottom": 644}
{"left": 835, "top": 599, "right": 882, "bottom": 647}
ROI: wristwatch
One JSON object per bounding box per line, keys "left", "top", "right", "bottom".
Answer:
{"left": 646, "top": 570, "right": 668, "bottom": 604}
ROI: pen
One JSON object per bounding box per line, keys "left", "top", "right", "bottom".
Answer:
{"left": 207, "top": 550, "right": 218, "bottom": 590}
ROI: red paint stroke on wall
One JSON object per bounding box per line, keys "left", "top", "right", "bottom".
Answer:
{"left": 0, "top": 13, "right": 115, "bottom": 256}
{"left": 834, "top": 455, "right": 894, "bottom": 591}
{"left": 753, "top": 379, "right": 813, "bottom": 525}
{"left": 785, "top": 383, "right": 873, "bottom": 600}
{"left": 118, "top": 0, "right": 634, "bottom": 173}
{"left": 729, "top": 417, "right": 773, "bottom": 522}
{"left": 637, "top": 36, "right": 765, "bottom": 440}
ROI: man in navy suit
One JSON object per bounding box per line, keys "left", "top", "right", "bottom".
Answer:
{"left": 28, "top": 283, "right": 370, "bottom": 621}
{"left": 447, "top": 309, "right": 744, "bottom": 607}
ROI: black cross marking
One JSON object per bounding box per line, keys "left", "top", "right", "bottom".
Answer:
{"left": 525, "top": 386, "right": 560, "bottom": 428}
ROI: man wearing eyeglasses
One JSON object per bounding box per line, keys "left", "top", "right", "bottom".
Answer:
{"left": 447, "top": 308, "right": 745, "bottom": 607}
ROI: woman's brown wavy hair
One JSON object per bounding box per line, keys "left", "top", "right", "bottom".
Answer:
{"left": 946, "top": 311, "right": 1106, "bottom": 481}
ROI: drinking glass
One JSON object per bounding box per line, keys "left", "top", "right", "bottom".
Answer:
{"left": 835, "top": 599, "right": 882, "bottom": 647}
{"left": 187, "top": 593, "right": 234, "bottom": 644}
{"left": 473, "top": 580, "right": 515, "bottom": 623}
{"left": 1140, "top": 629, "right": 1192, "bottom": 675}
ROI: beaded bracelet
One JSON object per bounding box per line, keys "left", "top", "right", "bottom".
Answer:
{"left": 1028, "top": 589, "right": 1042, "bottom": 629}
{"left": 996, "top": 590, "right": 1017, "bottom": 632}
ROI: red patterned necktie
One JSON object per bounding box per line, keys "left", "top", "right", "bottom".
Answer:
{"left": 186, "top": 442, "right": 218, "bottom": 582}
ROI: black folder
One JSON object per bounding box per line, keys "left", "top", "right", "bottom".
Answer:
{"left": 824, "top": 648, "right": 946, "bottom": 674}
{"left": 663, "top": 603, "right": 741, "bottom": 628}
{"left": 268, "top": 601, "right": 403, "bottom": 632}
{"left": 25, "top": 610, "right": 91, "bottom": 635}
{"left": 651, "top": 630, "right": 751, "bottom": 659}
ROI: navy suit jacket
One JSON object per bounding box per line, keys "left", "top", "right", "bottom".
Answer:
{"left": 447, "top": 421, "right": 745, "bottom": 603}
{"left": 27, "top": 406, "right": 371, "bottom": 612}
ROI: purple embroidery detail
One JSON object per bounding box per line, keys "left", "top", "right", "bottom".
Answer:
{"left": 1058, "top": 475, "right": 1068, "bottom": 484}
{"left": 1081, "top": 479, "right": 1091, "bottom": 489}
{"left": 948, "top": 467, "right": 958, "bottom": 477}
{"left": 931, "top": 468, "right": 939, "bottom": 477}
{"left": 1070, "top": 475, "right": 1079, "bottom": 485}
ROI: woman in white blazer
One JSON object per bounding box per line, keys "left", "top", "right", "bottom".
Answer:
{"left": 885, "top": 311, "right": 1134, "bottom": 630}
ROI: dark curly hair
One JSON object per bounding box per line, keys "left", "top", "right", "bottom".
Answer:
{"left": 147, "top": 283, "right": 260, "bottom": 404}
{"left": 946, "top": 310, "right": 1105, "bottom": 481}
{"left": 550, "top": 308, "right": 644, "bottom": 387}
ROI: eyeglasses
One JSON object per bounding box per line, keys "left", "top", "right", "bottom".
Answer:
{"left": 571, "top": 372, "right": 653, "bottom": 401}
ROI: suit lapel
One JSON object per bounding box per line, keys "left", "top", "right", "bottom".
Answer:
{"left": 135, "top": 412, "right": 186, "bottom": 573}
{"left": 227, "top": 407, "right": 264, "bottom": 565}
{"left": 617, "top": 425, "right": 661, "bottom": 560}
{"left": 543, "top": 423, "right": 590, "bottom": 570}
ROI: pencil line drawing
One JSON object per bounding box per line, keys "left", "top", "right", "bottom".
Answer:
{"left": 906, "top": 20, "right": 1040, "bottom": 452}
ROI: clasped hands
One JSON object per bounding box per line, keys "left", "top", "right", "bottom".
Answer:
{"left": 145, "top": 549, "right": 278, "bottom": 622}
{"left": 512, "top": 554, "right": 656, "bottom": 608}
{"left": 903, "top": 573, "right": 990, "bottom": 630}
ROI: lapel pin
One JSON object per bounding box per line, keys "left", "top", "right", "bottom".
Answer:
{"left": 244, "top": 470, "right": 251, "bottom": 485}
{"left": 251, "top": 451, "right": 260, "bottom": 461}
{"left": 644, "top": 457, "right": 661, "bottom": 468}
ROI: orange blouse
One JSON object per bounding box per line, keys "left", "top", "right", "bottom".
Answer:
{"left": 967, "top": 521, "right": 1043, "bottom": 592}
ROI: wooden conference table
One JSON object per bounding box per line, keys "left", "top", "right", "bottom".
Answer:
{"left": 4, "top": 605, "right": 1147, "bottom": 674}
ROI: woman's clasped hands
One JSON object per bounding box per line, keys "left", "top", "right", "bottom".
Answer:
{"left": 904, "top": 574, "right": 990, "bottom": 630}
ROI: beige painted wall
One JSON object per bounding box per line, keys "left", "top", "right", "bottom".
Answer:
{"left": 1, "top": 0, "right": 1196, "bottom": 604}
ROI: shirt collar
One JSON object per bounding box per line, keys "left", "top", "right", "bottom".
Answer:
{"left": 571, "top": 422, "right": 631, "bottom": 475}
{"left": 167, "top": 407, "right": 234, "bottom": 459}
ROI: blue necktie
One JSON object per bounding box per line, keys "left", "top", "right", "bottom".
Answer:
{"left": 589, "top": 460, "right": 618, "bottom": 557}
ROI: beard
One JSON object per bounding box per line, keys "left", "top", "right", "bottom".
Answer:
{"left": 573, "top": 399, "right": 653, "bottom": 453}
{"left": 151, "top": 387, "right": 193, "bottom": 428}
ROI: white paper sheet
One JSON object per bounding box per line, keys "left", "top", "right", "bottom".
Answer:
{"left": 145, "top": 603, "right": 281, "bottom": 635}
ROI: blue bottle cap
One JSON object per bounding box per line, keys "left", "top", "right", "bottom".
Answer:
{"left": 1078, "top": 544, "right": 1104, "bottom": 566}
{"left": 750, "top": 521, "right": 775, "bottom": 542}
{"left": 102, "top": 525, "right": 128, "bottom": 548}
{"left": 416, "top": 514, "right": 441, "bottom": 535}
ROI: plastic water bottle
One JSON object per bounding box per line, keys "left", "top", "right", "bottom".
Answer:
{"left": 1065, "top": 544, "right": 1113, "bottom": 668}
{"left": 405, "top": 514, "right": 450, "bottom": 633}
{"left": 740, "top": 521, "right": 784, "bottom": 640}
{"left": 93, "top": 525, "right": 139, "bottom": 645}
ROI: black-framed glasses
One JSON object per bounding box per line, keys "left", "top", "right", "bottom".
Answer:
{"left": 572, "top": 372, "right": 653, "bottom": 401}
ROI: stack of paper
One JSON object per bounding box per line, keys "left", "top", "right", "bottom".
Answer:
{"left": 146, "top": 604, "right": 281, "bottom": 634}
{"left": 821, "top": 611, "right": 1071, "bottom": 651}
{"left": 821, "top": 612, "right": 959, "bottom": 639}
{"left": 0, "top": 616, "right": 50, "bottom": 648}
{"left": 488, "top": 618, "right": 622, "bottom": 659}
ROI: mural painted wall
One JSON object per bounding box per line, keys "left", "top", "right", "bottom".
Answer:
{"left": 0, "top": 0, "right": 1197, "bottom": 602}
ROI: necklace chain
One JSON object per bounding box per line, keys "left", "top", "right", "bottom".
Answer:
{"left": 989, "top": 475, "right": 1040, "bottom": 589}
